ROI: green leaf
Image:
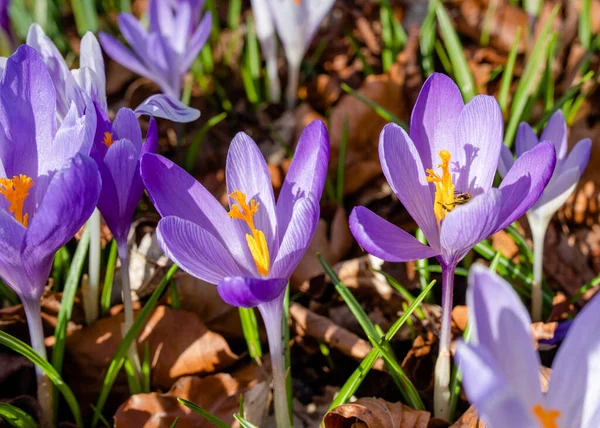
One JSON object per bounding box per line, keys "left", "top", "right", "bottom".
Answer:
{"left": 435, "top": 0, "right": 477, "bottom": 101}
{"left": 374, "top": 269, "right": 426, "bottom": 320}
{"left": 101, "top": 239, "right": 118, "bottom": 317}
{"left": 239, "top": 307, "right": 262, "bottom": 360}
{"left": 92, "top": 265, "right": 179, "bottom": 428}
{"left": 52, "top": 227, "right": 90, "bottom": 415}
{"left": 579, "top": 0, "right": 592, "bottom": 50}
{"left": 497, "top": 26, "right": 522, "bottom": 113}
{"left": 0, "top": 403, "right": 38, "bottom": 428}
{"left": 419, "top": 3, "right": 437, "bottom": 76}
{"left": 233, "top": 414, "right": 258, "bottom": 428}
{"left": 328, "top": 279, "right": 436, "bottom": 411}
{"left": 170, "top": 417, "right": 179, "bottom": 428}
{"left": 71, "top": 0, "right": 98, "bottom": 35}
{"left": 0, "top": 331, "right": 83, "bottom": 428}
{"left": 571, "top": 274, "right": 600, "bottom": 303}
{"left": 177, "top": 398, "right": 230, "bottom": 428}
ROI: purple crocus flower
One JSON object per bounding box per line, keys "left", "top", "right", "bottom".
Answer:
{"left": 263, "top": 0, "right": 335, "bottom": 107}
{"left": 348, "top": 73, "right": 556, "bottom": 419}
{"left": 499, "top": 110, "right": 592, "bottom": 322}
{"left": 0, "top": 45, "right": 101, "bottom": 425}
{"left": 456, "top": 265, "right": 600, "bottom": 428}
{"left": 99, "top": 0, "right": 212, "bottom": 99}
{"left": 141, "top": 120, "right": 330, "bottom": 428}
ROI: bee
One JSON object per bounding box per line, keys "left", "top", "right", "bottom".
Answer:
{"left": 438, "top": 191, "right": 472, "bottom": 212}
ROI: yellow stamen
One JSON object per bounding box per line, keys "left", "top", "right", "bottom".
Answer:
{"left": 293, "top": 0, "right": 301, "bottom": 4}
{"left": 532, "top": 404, "right": 561, "bottom": 428}
{"left": 0, "top": 174, "right": 34, "bottom": 227}
{"left": 103, "top": 132, "right": 114, "bottom": 148}
{"left": 425, "top": 150, "right": 455, "bottom": 225}
{"left": 228, "top": 190, "right": 270, "bottom": 276}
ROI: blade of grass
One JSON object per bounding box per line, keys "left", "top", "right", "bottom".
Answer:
{"left": 170, "top": 417, "right": 179, "bottom": 428}
{"left": 89, "top": 405, "right": 110, "bottom": 428}
{"left": 0, "top": 403, "right": 38, "bottom": 428}
{"left": 497, "top": 26, "right": 522, "bottom": 113}
{"left": 239, "top": 307, "right": 262, "bottom": 360}
{"left": 340, "top": 82, "right": 407, "bottom": 130}
{"left": 328, "top": 279, "right": 436, "bottom": 411}
{"left": 0, "top": 331, "right": 83, "bottom": 428}
{"left": 434, "top": 39, "right": 453, "bottom": 75}
{"left": 504, "top": 4, "right": 560, "bottom": 147}
{"left": 169, "top": 280, "right": 182, "bottom": 309}
{"left": 415, "top": 229, "right": 434, "bottom": 303}
{"left": 579, "top": 0, "right": 592, "bottom": 50}
{"left": 233, "top": 414, "right": 258, "bottom": 428}
{"left": 420, "top": 2, "right": 437, "bottom": 76}
{"left": 480, "top": 0, "right": 498, "bottom": 46}
{"left": 101, "top": 240, "right": 118, "bottom": 317}
{"left": 571, "top": 274, "right": 600, "bottom": 303}
{"left": 91, "top": 265, "right": 179, "bottom": 428}
{"left": 185, "top": 112, "right": 228, "bottom": 172}
{"left": 177, "top": 398, "right": 230, "bottom": 428}
{"left": 374, "top": 269, "right": 425, "bottom": 320}
{"left": 435, "top": 0, "right": 477, "bottom": 101}
{"left": 142, "top": 342, "right": 151, "bottom": 393}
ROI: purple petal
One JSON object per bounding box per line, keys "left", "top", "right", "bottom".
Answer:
{"left": 182, "top": 12, "right": 212, "bottom": 72}
{"left": 456, "top": 343, "right": 537, "bottom": 427}
{"left": 91, "top": 101, "right": 112, "bottom": 160}
{"left": 530, "top": 167, "right": 579, "bottom": 216}
{"left": 561, "top": 138, "right": 591, "bottom": 175}
{"left": 171, "top": 2, "right": 192, "bottom": 54}
{"left": 142, "top": 117, "right": 158, "bottom": 155}
{"left": 117, "top": 13, "right": 149, "bottom": 57}
{"left": 217, "top": 276, "right": 287, "bottom": 308}
{"left": 226, "top": 132, "right": 278, "bottom": 257}
{"left": 0, "top": 210, "right": 27, "bottom": 297}
{"left": 303, "top": 0, "right": 336, "bottom": 47}
{"left": 379, "top": 123, "right": 439, "bottom": 250}
{"left": 498, "top": 144, "right": 514, "bottom": 178}
{"left": 79, "top": 32, "right": 106, "bottom": 111}
{"left": 141, "top": 153, "right": 251, "bottom": 271}
{"left": 156, "top": 216, "right": 245, "bottom": 284}
{"left": 112, "top": 108, "right": 142, "bottom": 149}
{"left": 439, "top": 190, "right": 503, "bottom": 262}
{"left": 540, "top": 109, "right": 567, "bottom": 161}
{"left": 467, "top": 265, "right": 543, "bottom": 408}
{"left": 409, "top": 73, "right": 464, "bottom": 173}
{"left": 495, "top": 142, "right": 556, "bottom": 232}
{"left": 350, "top": 206, "right": 440, "bottom": 262}
{"left": 134, "top": 94, "right": 200, "bottom": 123}
{"left": 276, "top": 120, "right": 329, "bottom": 240}
{"left": 453, "top": 95, "right": 503, "bottom": 196}
{"left": 99, "top": 33, "right": 155, "bottom": 84}
{"left": 545, "top": 289, "right": 600, "bottom": 425}
{"left": 0, "top": 45, "right": 56, "bottom": 179}
{"left": 515, "top": 122, "right": 539, "bottom": 158}
{"left": 23, "top": 154, "right": 101, "bottom": 289}
{"left": 271, "top": 197, "right": 319, "bottom": 279}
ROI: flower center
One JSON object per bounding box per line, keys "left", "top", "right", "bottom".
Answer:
{"left": 0, "top": 175, "right": 34, "bottom": 227}
{"left": 103, "top": 132, "right": 114, "bottom": 148}
{"left": 228, "top": 190, "right": 270, "bottom": 276}
{"left": 532, "top": 404, "right": 561, "bottom": 428}
{"left": 425, "top": 150, "right": 455, "bottom": 224}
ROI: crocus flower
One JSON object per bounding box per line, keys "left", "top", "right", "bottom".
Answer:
{"left": 142, "top": 120, "right": 330, "bottom": 428}
{"left": 263, "top": 0, "right": 335, "bottom": 108}
{"left": 250, "top": 0, "right": 280, "bottom": 102}
{"left": 348, "top": 73, "right": 556, "bottom": 419}
{"left": 0, "top": 45, "right": 101, "bottom": 425}
{"left": 456, "top": 264, "right": 600, "bottom": 428}
{"left": 99, "top": 0, "right": 212, "bottom": 99}
{"left": 499, "top": 110, "right": 591, "bottom": 321}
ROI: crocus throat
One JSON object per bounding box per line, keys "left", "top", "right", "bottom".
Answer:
{"left": 532, "top": 404, "right": 561, "bottom": 428}
{"left": 0, "top": 175, "right": 34, "bottom": 227}
{"left": 228, "top": 190, "right": 270, "bottom": 276}
{"left": 103, "top": 132, "right": 114, "bottom": 148}
{"left": 425, "top": 150, "right": 455, "bottom": 225}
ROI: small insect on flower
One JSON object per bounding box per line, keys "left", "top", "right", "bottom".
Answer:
{"left": 438, "top": 191, "right": 472, "bottom": 212}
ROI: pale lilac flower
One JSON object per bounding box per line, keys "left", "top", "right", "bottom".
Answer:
{"left": 250, "top": 0, "right": 280, "bottom": 102}
{"left": 456, "top": 264, "right": 600, "bottom": 428}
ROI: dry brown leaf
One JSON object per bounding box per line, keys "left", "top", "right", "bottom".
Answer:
{"left": 115, "top": 364, "right": 267, "bottom": 428}
{"left": 289, "top": 302, "right": 384, "bottom": 371}
{"left": 323, "top": 397, "right": 430, "bottom": 428}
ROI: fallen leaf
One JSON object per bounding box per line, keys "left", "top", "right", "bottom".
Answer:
{"left": 323, "top": 397, "right": 430, "bottom": 428}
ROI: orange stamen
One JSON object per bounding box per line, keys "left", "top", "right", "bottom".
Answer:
{"left": 0, "top": 174, "right": 34, "bottom": 227}
{"left": 532, "top": 404, "right": 561, "bottom": 428}
{"left": 425, "top": 150, "right": 455, "bottom": 224}
{"left": 103, "top": 132, "right": 114, "bottom": 148}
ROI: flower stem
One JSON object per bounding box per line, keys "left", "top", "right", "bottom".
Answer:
{"left": 266, "top": 55, "right": 281, "bottom": 103}
{"left": 83, "top": 209, "right": 101, "bottom": 325}
{"left": 285, "top": 59, "right": 300, "bottom": 110}
{"left": 258, "top": 293, "right": 291, "bottom": 428}
{"left": 529, "top": 215, "right": 550, "bottom": 323}
{"left": 434, "top": 262, "right": 456, "bottom": 421}
{"left": 22, "top": 298, "right": 53, "bottom": 428}
{"left": 117, "top": 243, "right": 142, "bottom": 383}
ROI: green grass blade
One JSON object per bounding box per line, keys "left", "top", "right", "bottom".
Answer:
{"left": 374, "top": 269, "right": 426, "bottom": 320}
{"left": 327, "top": 279, "right": 436, "bottom": 411}
{"left": 340, "top": 82, "right": 407, "bottom": 130}
{"left": 420, "top": 3, "right": 437, "bottom": 76}
{"left": 0, "top": 331, "right": 83, "bottom": 428}
{"left": 185, "top": 112, "right": 228, "bottom": 172}
{"left": 239, "top": 307, "right": 262, "bottom": 360}
{"left": 435, "top": 0, "right": 477, "bottom": 101}
{"left": 415, "top": 229, "right": 434, "bottom": 303}
{"left": 177, "top": 398, "right": 230, "bottom": 428}
{"left": 571, "top": 274, "right": 600, "bottom": 303}
{"left": 233, "top": 414, "right": 258, "bottom": 427}
{"left": 169, "top": 280, "right": 182, "bottom": 309}
{"left": 504, "top": 4, "right": 560, "bottom": 147}
{"left": 227, "top": 0, "right": 242, "bottom": 29}
{"left": 498, "top": 26, "right": 522, "bottom": 113}
{"left": 579, "top": 0, "right": 592, "bottom": 50}
{"left": 101, "top": 240, "right": 118, "bottom": 317}
{"left": 170, "top": 417, "right": 179, "bottom": 428}
{"left": 142, "top": 342, "right": 151, "bottom": 393}
{"left": 0, "top": 403, "right": 38, "bottom": 428}
{"left": 91, "top": 265, "right": 179, "bottom": 428}
{"left": 51, "top": 227, "right": 90, "bottom": 415}
{"left": 89, "top": 405, "right": 110, "bottom": 428}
